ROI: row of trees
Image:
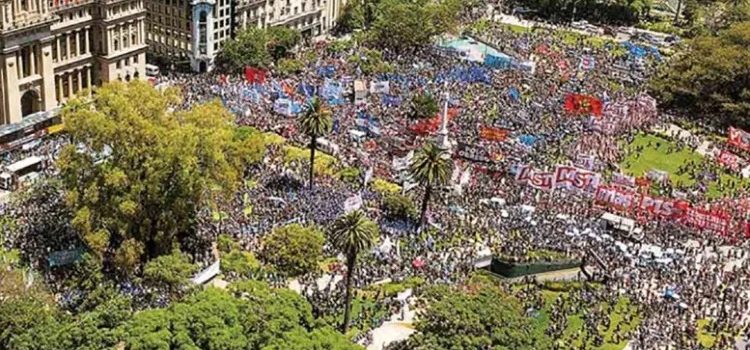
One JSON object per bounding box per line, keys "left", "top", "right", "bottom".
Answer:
{"left": 650, "top": 21, "right": 750, "bottom": 129}
{"left": 336, "top": 0, "right": 463, "bottom": 52}
{"left": 217, "top": 26, "right": 302, "bottom": 72}
{"left": 0, "top": 257, "right": 363, "bottom": 350}
{"left": 504, "top": 0, "right": 652, "bottom": 25}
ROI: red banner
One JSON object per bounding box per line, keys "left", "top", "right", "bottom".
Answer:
{"left": 717, "top": 150, "right": 744, "bottom": 172}
{"left": 479, "top": 126, "right": 509, "bottom": 142}
{"left": 409, "top": 108, "right": 459, "bottom": 135}
{"left": 529, "top": 172, "right": 555, "bottom": 191}
{"left": 685, "top": 208, "right": 730, "bottom": 236}
{"left": 564, "top": 94, "right": 603, "bottom": 116}
{"left": 728, "top": 127, "right": 750, "bottom": 152}
{"left": 244, "top": 67, "right": 266, "bottom": 84}
{"left": 637, "top": 195, "right": 684, "bottom": 219}
{"left": 594, "top": 186, "right": 637, "bottom": 212}
{"left": 553, "top": 165, "right": 600, "bottom": 192}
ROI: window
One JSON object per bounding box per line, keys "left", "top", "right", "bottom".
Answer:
{"left": 113, "top": 38, "right": 119, "bottom": 51}
{"left": 60, "top": 38, "right": 67, "bottom": 60}
{"left": 20, "top": 0, "right": 28, "bottom": 11}
{"left": 116, "top": 60, "right": 121, "bottom": 69}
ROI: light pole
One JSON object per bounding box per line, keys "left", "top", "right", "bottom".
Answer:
{"left": 437, "top": 85, "right": 452, "bottom": 152}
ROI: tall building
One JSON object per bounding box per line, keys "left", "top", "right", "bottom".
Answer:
{"left": 0, "top": 0, "right": 146, "bottom": 125}
{"left": 147, "top": 0, "right": 348, "bottom": 73}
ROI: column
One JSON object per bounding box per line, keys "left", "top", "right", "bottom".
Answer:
{"left": 56, "top": 36, "right": 61, "bottom": 61}
{"left": 16, "top": 51, "right": 23, "bottom": 78}
{"left": 40, "top": 39, "right": 56, "bottom": 109}
{"left": 77, "top": 69, "right": 82, "bottom": 92}
{"left": 4, "top": 52, "right": 22, "bottom": 123}
{"left": 29, "top": 44, "right": 35, "bottom": 76}
{"left": 86, "top": 67, "right": 92, "bottom": 92}
{"left": 66, "top": 33, "right": 71, "bottom": 58}
{"left": 84, "top": 28, "right": 90, "bottom": 54}
{"left": 66, "top": 74, "right": 72, "bottom": 97}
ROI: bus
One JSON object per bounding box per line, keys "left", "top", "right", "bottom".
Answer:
{"left": 0, "top": 155, "right": 46, "bottom": 190}
{"left": 0, "top": 109, "right": 62, "bottom": 155}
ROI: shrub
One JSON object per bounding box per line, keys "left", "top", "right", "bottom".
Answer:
{"left": 338, "top": 167, "right": 362, "bottom": 185}
{"left": 381, "top": 194, "right": 417, "bottom": 221}
{"left": 277, "top": 58, "right": 304, "bottom": 76}
{"left": 372, "top": 178, "right": 401, "bottom": 195}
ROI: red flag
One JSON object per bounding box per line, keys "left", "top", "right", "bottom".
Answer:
{"left": 564, "top": 94, "right": 603, "bottom": 116}
{"left": 244, "top": 67, "right": 266, "bottom": 84}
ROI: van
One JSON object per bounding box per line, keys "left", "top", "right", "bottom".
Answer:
{"left": 145, "top": 64, "right": 160, "bottom": 77}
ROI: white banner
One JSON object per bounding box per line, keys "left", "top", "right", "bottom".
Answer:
{"left": 344, "top": 195, "right": 363, "bottom": 213}
{"left": 369, "top": 81, "right": 390, "bottom": 94}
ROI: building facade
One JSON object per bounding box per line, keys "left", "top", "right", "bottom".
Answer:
{"left": 0, "top": 0, "right": 146, "bottom": 125}
{"left": 147, "top": 0, "right": 347, "bottom": 73}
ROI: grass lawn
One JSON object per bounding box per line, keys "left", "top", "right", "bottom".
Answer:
{"left": 620, "top": 133, "right": 749, "bottom": 198}
{"left": 620, "top": 133, "right": 702, "bottom": 187}
{"left": 696, "top": 318, "right": 740, "bottom": 348}
{"left": 522, "top": 284, "right": 639, "bottom": 350}
{"left": 499, "top": 23, "right": 529, "bottom": 34}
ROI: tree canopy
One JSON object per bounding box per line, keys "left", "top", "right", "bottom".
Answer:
{"left": 57, "top": 81, "right": 259, "bottom": 271}
{"left": 260, "top": 223, "right": 325, "bottom": 278}
{"left": 367, "top": 0, "right": 462, "bottom": 51}
{"left": 124, "top": 283, "right": 362, "bottom": 350}
{"left": 217, "top": 27, "right": 301, "bottom": 72}
{"left": 408, "top": 277, "right": 538, "bottom": 350}
{"left": 650, "top": 21, "right": 750, "bottom": 128}
{"left": 504, "top": 0, "right": 652, "bottom": 25}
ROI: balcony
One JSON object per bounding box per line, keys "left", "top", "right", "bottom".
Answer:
{"left": 50, "top": 0, "right": 95, "bottom": 11}
{"left": 235, "top": 0, "right": 263, "bottom": 10}
{"left": 272, "top": 7, "right": 320, "bottom": 26}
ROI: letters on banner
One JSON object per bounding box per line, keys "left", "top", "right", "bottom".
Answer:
{"left": 728, "top": 127, "right": 750, "bottom": 152}
{"left": 686, "top": 207, "right": 730, "bottom": 235}
{"left": 717, "top": 150, "right": 744, "bottom": 172}
{"left": 515, "top": 162, "right": 732, "bottom": 235}
{"left": 515, "top": 165, "right": 601, "bottom": 193}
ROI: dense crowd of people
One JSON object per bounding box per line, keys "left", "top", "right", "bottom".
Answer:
{"left": 2, "top": 11, "right": 749, "bottom": 350}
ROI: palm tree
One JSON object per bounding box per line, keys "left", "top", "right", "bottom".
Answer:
{"left": 329, "top": 210, "right": 379, "bottom": 334}
{"left": 298, "top": 97, "right": 332, "bottom": 189}
{"left": 409, "top": 142, "right": 451, "bottom": 226}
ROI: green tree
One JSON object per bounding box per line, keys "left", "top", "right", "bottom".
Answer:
{"left": 381, "top": 194, "right": 417, "bottom": 221}
{"left": 124, "top": 283, "right": 360, "bottom": 350}
{"left": 298, "top": 98, "right": 333, "bottom": 189}
{"left": 217, "top": 27, "right": 273, "bottom": 72}
{"left": 221, "top": 249, "right": 261, "bottom": 280}
{"left": 277, "top": 58, "right": 305, "bottom": 76}
{"left": 409, "top": 142, "right": 451, "bottom": 226}
{"left": 260, "top": 223, "right": 325, "bottom": 278}
{"left": 650, "top": 21, "right": 750, "bottom": 128}
{"left": 143, "top": 249, "right": 198, "bottom": 300}
{"left": 409, "top": 92, "right": 439, "bottom": 120}
{"left": 329, "top": 211, "right": 379, "bottom": 333}
{"left": 369, "top": 0, "right": 460, "bottom": 52}
{"left": 266, "top": 26, "right": 301, "bottom": 60}
{"left": 347, "top": 47, "right": 393, "bottom": 75}
{"left": 57, "top": 81, "right": 252, "bottom": 270}
{"left": 408, "top": 277, "right": 537, "bottom": 350}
